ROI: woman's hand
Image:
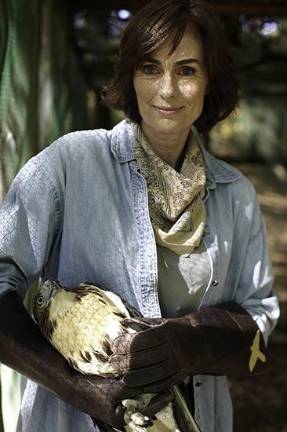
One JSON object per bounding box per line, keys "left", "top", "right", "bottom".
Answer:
{"left": 66, "top": 372, "right": 173, "bottom": 429}
{"left": 66, "top": 374, "right": 138, "bottom": 428}
{"left": 72, "top": 375, "right": 173, "bottom": 429}
{"left": 109, "top": 303, "right": 266, "bottom": 392}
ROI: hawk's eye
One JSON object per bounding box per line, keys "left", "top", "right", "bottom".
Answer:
{"left": 36, "top": 295, "right": 45, "bottom": 306}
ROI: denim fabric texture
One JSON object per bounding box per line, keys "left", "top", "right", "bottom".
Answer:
{"left": 0, "top": 119, "right": 279, "bottom": 432}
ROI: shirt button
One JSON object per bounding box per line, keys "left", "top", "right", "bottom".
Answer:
{"left": 212, "top": 280, "right": 219, "bottom": 286}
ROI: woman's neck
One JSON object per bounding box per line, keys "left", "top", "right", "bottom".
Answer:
{"left": 141, "top": 123, "right": 190, "bottom": 169}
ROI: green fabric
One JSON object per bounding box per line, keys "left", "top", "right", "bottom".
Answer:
{"left": 0, "top": 0, "right": 89, "bottom": 200}
{"left": 0, "top": 0, "right": 41, "bottom": 196}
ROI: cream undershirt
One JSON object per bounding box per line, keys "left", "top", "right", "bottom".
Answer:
{"left": 157, "top": 242, "right": 211, "bottom": 317}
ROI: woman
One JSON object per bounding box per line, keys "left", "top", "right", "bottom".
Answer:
{"left": 0, "top": 0, "right": 279, "bottom": 431}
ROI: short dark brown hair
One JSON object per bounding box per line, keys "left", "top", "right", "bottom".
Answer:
{"left": 102, "top": 0, "right": 238, "bottom": 133}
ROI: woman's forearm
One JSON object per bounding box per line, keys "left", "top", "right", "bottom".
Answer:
{"left": 0, "top": 290, "right": 72, "bottom": 398}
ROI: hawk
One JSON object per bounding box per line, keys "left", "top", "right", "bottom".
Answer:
{"left": 33, "top": 280, "right": 200, "bottom": 432}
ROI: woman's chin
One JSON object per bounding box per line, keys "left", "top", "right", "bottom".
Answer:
{"left": 147, "top": 119, "right": 190, "bottom": 136}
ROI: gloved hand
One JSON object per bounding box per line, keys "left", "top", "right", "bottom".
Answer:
{"left": 67, "top": 374, "right": 143, "bottom": 428}
{"left": 109, "top": 303, "right": 267, "bottom": 392}
{"left": 91, "top": 390, "right": 174, "bottom": 431}
{"left": 67, "top": 373, "right": 173, "bottom": 429}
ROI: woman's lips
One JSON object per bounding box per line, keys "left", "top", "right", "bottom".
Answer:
{"left": 153, "top": 105, "right": 183, "bottom": 115}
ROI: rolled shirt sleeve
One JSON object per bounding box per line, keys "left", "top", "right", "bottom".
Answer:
{"left": 234, "top": 183, "right": 280, "bottom": 344}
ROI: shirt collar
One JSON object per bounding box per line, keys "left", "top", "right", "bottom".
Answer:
{"left": 110, "top": 119, "right": 135, "bottom": 162}
{"left": 110, "top": 119, "right": 241, "bottom": 186}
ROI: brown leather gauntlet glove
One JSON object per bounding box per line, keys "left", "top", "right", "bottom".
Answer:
{"left": 109, "top": 303, "right": 267, "bottom": 392}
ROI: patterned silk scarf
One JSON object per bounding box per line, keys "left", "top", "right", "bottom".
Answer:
{"left": 133, "top": 125, "right": 207, "bottom": 255}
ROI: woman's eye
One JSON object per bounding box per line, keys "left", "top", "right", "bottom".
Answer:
{"left": 178, "top": 66, "right": 196, "bottom": 76}
{"left": 141, "top": 64, "right": 160, "bottom": 75}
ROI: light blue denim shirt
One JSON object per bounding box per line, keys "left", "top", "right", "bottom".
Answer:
{"left": 0, "top": 119, "right": 279, "bottom": 432}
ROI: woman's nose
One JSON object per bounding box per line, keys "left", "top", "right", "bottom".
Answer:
{"left": 159, "top": 73, "right": 176, "bottom": 98}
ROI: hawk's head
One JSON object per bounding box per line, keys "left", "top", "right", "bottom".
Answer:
{"left": 33, "top": 280, "right": 61, "bottom": 339}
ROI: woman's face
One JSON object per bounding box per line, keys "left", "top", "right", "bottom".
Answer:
{"left": 133, "top": 28, "right": 208, "bottom": 138}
